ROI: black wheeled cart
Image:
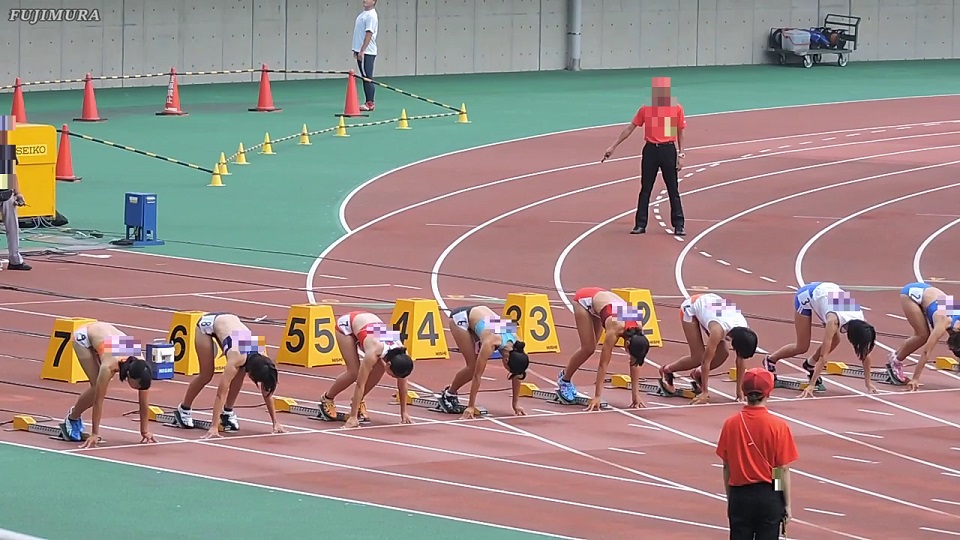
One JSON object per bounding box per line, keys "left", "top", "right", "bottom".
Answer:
{"left": 768, "top": 14, "right": 861, "bottom": 68}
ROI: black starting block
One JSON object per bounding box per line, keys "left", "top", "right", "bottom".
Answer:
{"left": 12, "top": 415, "right": 96, "bottom": 442}
{"left": 273, "top": 396, "right": 370, "bottom": 423}
{"left": 607, "top": 374, "right": 698, "bottom": 399}
{"left": 392, "top": 390, "right": 489, "bottom": 416}
{"left": 518, "top": 382, "right": 610, "bottom": 409}
{"left": 146, "top": 406, "right": 230, "bottom": 432}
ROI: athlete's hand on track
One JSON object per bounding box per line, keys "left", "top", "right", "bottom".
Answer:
{"left": 629, "top": 398, "right": 646, "bottom": 409}
{"left": 79, "top": 435, "right": 100, "bottom": 449}
{"left": 140, "top": 432, "right": 157, "bottom": 444}
{"left": 735, "top": 391, "right": 746, "bottom": 403}
{"left": 691, "top": 392, "right": 710, "bottom": 405}
{"left": 201, "top": 428, "right": 222, "bottom": 439}
{"left": 584, "top": 397, "right": 604, "bottom": 411}
{"left": 272, "top": 423, "right": 286, "bottom": 434}
{"left": 906, "top": 379, "right": 922, "bottom": 391}
{"left": 798, "top": 386, "right": 816, "bottom": 399}
{"left": 601, "top": 147, "right": 614, "bottom": 162}
{"left": 512, "top": 406, "right": 526, "bottom": 416}
{"left": 342, "top": 416, "right": 361, "bottom": 429}
{"left": 460, "top": 406, "right": 482, "bottom": 420}
{"left": 400, "top": 413, "right": 413, "bottom": 424}
{"left": 864, "top": 383, "right": 879, "bottom": 395}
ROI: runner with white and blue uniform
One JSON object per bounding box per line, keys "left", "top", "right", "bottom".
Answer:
{"left": 893, "top": 282, "right": 960, "bottom": 390}
{"left": 763, "top": 282, "right": 880, "bottom": 397}
{"left": 440, "top": 305, "right": 529, "bottom": 418}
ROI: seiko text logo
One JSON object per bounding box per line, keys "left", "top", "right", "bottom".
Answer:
{"left": 16, "top": 145, "right": 48, "bottom": 156}
{"left": 8, "top": 8, "right": 102, "bottom": 25}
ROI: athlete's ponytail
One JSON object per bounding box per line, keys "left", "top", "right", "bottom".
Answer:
{"left": 845, "top": 320, "right": 876, "bottom": 360}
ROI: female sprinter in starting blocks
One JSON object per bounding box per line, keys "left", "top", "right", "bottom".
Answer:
{"left": 317, "top": 311, "right": 415, "bottom": 428}
{"left": 763, "top": 281, "right": 878, "bottom": 397}
{"left": 65, "top": 322, "right": 156, "bottom": 448}
{"left": 438, "top": 304, "right": 530, "bottom": 419}
{"left": 173, "top": 312, "right": 283, "bottom": 439}
{"left": 659, "top": 293, "right": 758, "bottom": 405}
{"left": 891, "top": 282, "right": 960, "bottom": 391}
{"left": 557, "top": 287, "right": 651, "bottom": 411}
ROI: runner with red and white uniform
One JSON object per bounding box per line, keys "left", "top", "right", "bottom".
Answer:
{"left": 659, "top": 293, "right": 758, "bottom": 405}
{"left": 316, "top": 311, "right": 414, "bottom": 428}
{"left": 557, "top": 287, "right": 651, "bottom": 410}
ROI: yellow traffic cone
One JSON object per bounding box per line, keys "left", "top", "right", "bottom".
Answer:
{"left": 234, "top": 143, "right": 249, "bottom": 165}
{"left": 298, "top": 124, "right": 312, "bottom": 145}
{"left": 218, "top": 152, "right": 231, "bottom": 175}
{"left": 208, "top": 163, "right": 224, "bottom": 187}
{"left": 334, "top": 116, "right": 349, "bottom": 137}
{"left": 457, "top": 103, "right": 470, "bottom": 124}
{"left": 397, "top": 109, "right": 411, "bottom": 130}
{"left": 260, "top": 133, "right": 275, "bottom": 154}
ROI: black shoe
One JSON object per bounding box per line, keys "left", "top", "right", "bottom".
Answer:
{"left": 6, "top": 262, "right": 31, "bottom": 271}
{"left": 673, "top": 227, "right": 686, "bottom": 236}
{"left": 630, "top": 227, "right": 646, "bottom": 234}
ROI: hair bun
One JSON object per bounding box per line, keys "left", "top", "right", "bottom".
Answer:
{"left": 513, "top": 341, "right": 525, "bottom": 353}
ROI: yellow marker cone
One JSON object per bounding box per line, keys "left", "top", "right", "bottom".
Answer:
{"left": 397, "top": 109, "right": 411, "bottom": 130}
{"left": 334, "top": 116, "right": 349, "bottom": 137}
{"left": 208, "top": 163, "right": 224, "bottom": 187}
{"left": 218, "top": 152, "right": 231, "bottom": 175}
{"left": 298, "top": 124, "right": 312, "bottom": 145}
{"left": 457, "top": 103, "right": 470, "bottom": 124}
{"left": 260, "top": 133, "right": 275, "bottom": 154}
{"left": 234, "top": 143, "right": 249, "bottom": 165}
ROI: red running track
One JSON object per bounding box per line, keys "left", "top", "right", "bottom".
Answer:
{"left": 3, "top": 96, "right": 960, "bottom": 539}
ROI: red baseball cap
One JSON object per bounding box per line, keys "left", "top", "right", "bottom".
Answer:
{"left": 742, "top": 367, "right": 775, "bottom": 398}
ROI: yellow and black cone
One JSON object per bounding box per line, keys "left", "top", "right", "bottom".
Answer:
{"left": 397, "top": 109, "right": 411, "bottom": 130}
{"left": 334, "top": 116, "right": 349, "bottom": 137}
{"left": 260, "top": 133, "right": 275, "bottom": 154}
{"left": 218, "top": 152, "right": 231, "bottom": 175}
{"left": 298, "top": 124, "right": 312, "bottom": 145}
{"left": 234, "top": 143, "right": 249, "bottom": 165}
{"left": 208, "top": 163, "right": 224, "bottom": 187}
{"left": 457, "top": 103, "right": 470, "bottom": 124}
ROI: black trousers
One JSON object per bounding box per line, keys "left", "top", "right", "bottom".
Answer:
{"left": 727, "top": 483, "right": 785, "bottom": 540}
{"left": 356, "top": 54, "right": 376, "bottom": 103}
{"left": 635, "top": 141, "right": 684, "bottom": 229}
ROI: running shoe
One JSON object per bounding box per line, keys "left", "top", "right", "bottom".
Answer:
{"left": 658, "top": 365, "right": 676, "bottom": 394}
{"left": 316, "top": 395, "right": 340, "bottom": 421}
{"left": 63, "top": 413, "right": 85, "bottom": 442}
{"left": 556, "top": 370, "right": 578, "bottom": 403}
{"left": 358, "top": 401, "right": 370, "bottom": 423}
{"left": 174, "top": 404, "right": 194, "bottom": 428}
{"left": 220, "top": 410, "right": 240, "bottom": 431}
{"left": 886, "top": 351, "right": 907, "bottom": 384}
{"left": 762, "top": 355, "right": 777, "bottom": 374}
{"left": 802, "top": 359, "right": 823, "bottom": 386}
{"left": 437, "top": 386, "right": 461, "bottom": 414}
{"left": 689, "top": 367, "right": 704, "bottom": 394}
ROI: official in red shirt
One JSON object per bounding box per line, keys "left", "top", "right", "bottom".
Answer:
{"left": 716, "top": 368, "right": 798, "bottom": 539}
{"left": 602, "top": 76, "right": 687, "bottom": 236}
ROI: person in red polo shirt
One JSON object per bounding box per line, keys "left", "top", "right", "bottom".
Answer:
{"left": 602, "top": 77, "right": 686, "bottom": 236}
{"left": 716, "top": 368, "right": 797, "bottom": 539}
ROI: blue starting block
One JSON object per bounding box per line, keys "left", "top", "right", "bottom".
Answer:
{"left": 146, "top": 341, "right": 175, "bottom": 380}
{"left": 124, "top": 192, "right": 165, "bottom": 246}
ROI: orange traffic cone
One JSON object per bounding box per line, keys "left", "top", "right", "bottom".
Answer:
{"left": 10, "top": 77, "right": 26, "bottom": 123}
{"left": 74, "top": 73, "right": 105, "bottom": 122}
{"left": 248, "top": 64, "right": 281, "bottom": 112}
{"left": 336, "top": 70, "right": 364, "bottom": 117}
{"left": 55, "top": 124, "right": 81, "bottom": 182}
{"left": 156, "top": 67, "right": 186, "bottom": 116}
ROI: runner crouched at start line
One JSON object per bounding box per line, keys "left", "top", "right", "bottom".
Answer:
{"left": 64, "top": 322, "right": 155, "bottom": 448}
{"left": 317, "top": 311, "right": 415, "bottom": 428}
{"left": 173, "top": 312, "right": 283, "bottom": 438}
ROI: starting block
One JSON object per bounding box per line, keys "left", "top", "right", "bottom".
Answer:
{"left": 608, "top": 374, "right": 697, "bottom": 399}
{"left": 825, "top": 362, "right": 904, "bottom": 385}
{"left": 727, "top": 367, "right": 825, "bottom": 393}
{"left": 272, "top": 396, "right": 351, "bottom": 422}
{"left": 392, "top": 390, "right": 488, "bottom": 416}
{"left": 936, "top": 356, "right": 959, "bottom": 372}
{"left": 146, "top": 405, "right": 225, "bottom": 432}
{"left": 12, "top": 415, "right": 93, "bottom": 442}
{"left": 518, "top": 382, "right": 610, "bottom": 409}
